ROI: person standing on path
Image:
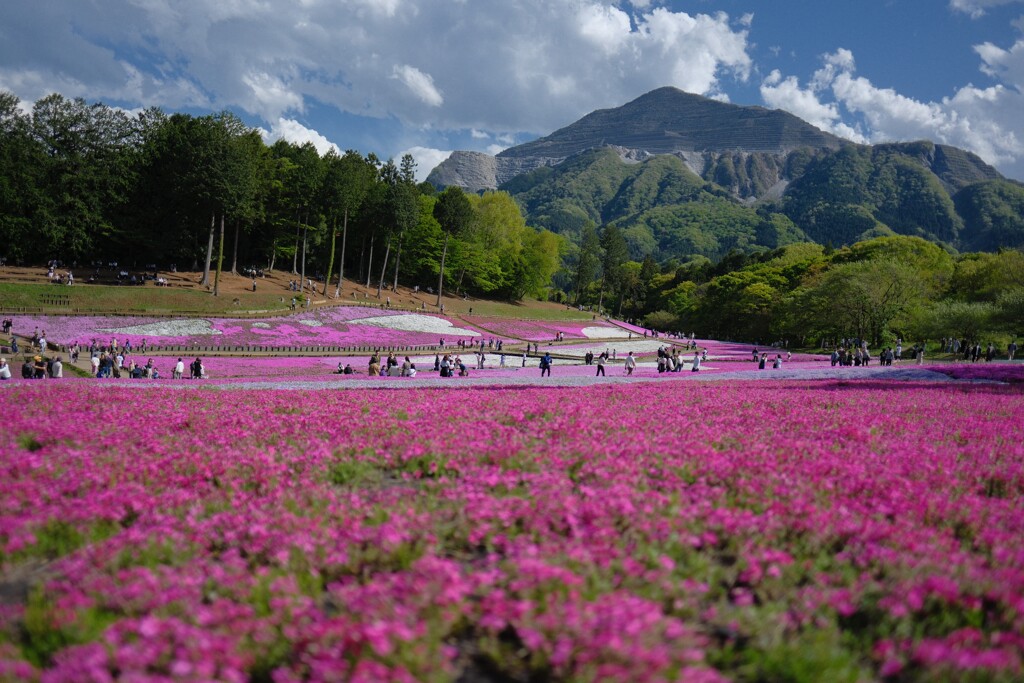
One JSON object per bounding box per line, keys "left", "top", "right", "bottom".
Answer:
{"left": 1010, "top": 340, "right": 1018, "bottom": 361}
{"left": 596, "top": 352, "right": 606, "bottom": 376}
{"left": 624, "top": 352, "right": 636, "bottom": 376}
{"left": 173, "top": 358, "right": 185, "bottom": 379}
{"left": 691, "top": 352, "right": 701, "bottom": 372}
{"left": 540, "top": 352, "right": 552, "bottom": 377}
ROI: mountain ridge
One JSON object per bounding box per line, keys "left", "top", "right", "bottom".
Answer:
{"left": 426, "top": 87, "right": 1021, "bottom": 257}
{"left": 427, "top": 87, "right": 1000, "bottom": 201}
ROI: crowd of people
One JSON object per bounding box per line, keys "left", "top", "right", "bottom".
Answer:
{"left": 656, "top": 346, "right": 706, "bottom": 373}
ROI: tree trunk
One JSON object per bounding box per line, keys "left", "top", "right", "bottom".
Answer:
{"left": 358, "top": 232, "right": 366, "bottom": 283}
{"left": 365, "top": 236, "right": 374, "bottom": 289}
{"left": 376, "top": 236, "right": 391, "bottom": 299}
{"left": 300, "top": 217, "right": 308, "bottom": 301}
{"left": 291, "top": 211, "right": 300, "bottom": 274}
{"left": 391, "top": 237, "right": 402, "bottom": 292}
{"left": 213, "top": 214, "right": 225, "bottom": 297}
{"left": 456, "top": 268, "right": 466, "bottom": 296}
{"left": 436, "top": 233, "right": 449, "bottom": 308}
{"left": 200, "top": 212, "right": 215, "bottom": 286}
{"left": 230, "top": 219, "right": 240, "bottom": 274}
{"left": 268, "top": 239, "right": 277, "bottom": 272}
{"left": 323, "top": 216, "right": 337, "bottom": 297}
{"left": 334, "top": 208, "right": 349, "bottom": 298}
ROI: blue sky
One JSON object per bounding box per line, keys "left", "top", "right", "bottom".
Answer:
{"left": 2, "top": 0, "right": 1023, "bottom": 181}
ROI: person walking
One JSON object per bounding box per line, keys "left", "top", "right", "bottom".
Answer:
{"left": 1010, "top": 340, "right": 1018, "bottom": 361}
{"left": 596, "top": 352, "right": 606, "bottom": 376}
{"left": 624, "top": 352, "right": 636, "bottom": 376}
{"left": 540, "top": 352, "right": 552, "bottom": 377}
{"left": 173, "top": 358, "right": 185, "bottom": 379}
{"left": 691, "top": 351, "right": 701, "bottom": 372}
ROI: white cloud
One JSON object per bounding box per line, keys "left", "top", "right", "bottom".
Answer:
{"left": 262, "top": 118, "right": 340, "bottom": 156}
{"left": 760, "top": 68, "right": 866, "bottom": 142}
{"left": 241, "top": 71, "right": 304, "bottom": 120}
{"left": 949, "top": 0, "right": 1023, "bottom": 18}
{"left": 13, "top": 0, "right": 1022, "bottom": 179}
{"left": 577, "top": 4, "right": 632, "bottom": 54}
{"left": 391, "top": 64, "right": 444, "bottom": 107}
{"left": 0, "top": 0, "right": 754, "bottom": 137}
{"left": 761, "top": 46, "right": 1024, "bottom": 173}
{"left": 398, "top": 146, "right": 451, "bottom": 182}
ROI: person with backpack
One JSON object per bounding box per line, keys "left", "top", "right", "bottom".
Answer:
{"left": 540, "top": 352, "right": 552, "bottom": 377}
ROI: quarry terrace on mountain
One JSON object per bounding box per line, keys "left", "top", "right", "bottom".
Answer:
{"left": 427, "top": 87, "right": 1000, "bottom": 199}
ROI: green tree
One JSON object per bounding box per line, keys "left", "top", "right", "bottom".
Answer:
{"left": 573, "top": 222, "right": 602, "bottom": 305}
{"left": 432, "top": 186, "right": 472, "bottom": 306}
{"left": 797, "top": 259, "right": 928, "bottom": 345}
{"left": 29, "top": 94, "right": 139, "bottom": 261}
{"left": 0, "top": 91, "right": 47, "bottom": 263}
{"left": 319, "top": 150, "right": 375, "bottom": 297}
{"left": 913, "top": 300, "right": 996, "bottom": 342}
{"left": 386, "top": 154, "right": 420, "bottom": 295}
{"left": 598, "top": 225, "right": 628, "bottom": 312}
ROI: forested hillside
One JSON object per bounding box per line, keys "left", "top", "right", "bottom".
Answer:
{"left": 500, "top": 142, "right": 1022, "bottom": 265}
{"left": 0, "top": 92, "right": 559, "bottom": 301}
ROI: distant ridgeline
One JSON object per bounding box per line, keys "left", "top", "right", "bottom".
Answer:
{"left": 427, "top": 87, "right": 1023, "bottom": 261}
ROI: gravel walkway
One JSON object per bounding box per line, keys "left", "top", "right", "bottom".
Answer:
{"left": 147, "top": 364, "right": 974, "bottom": 390}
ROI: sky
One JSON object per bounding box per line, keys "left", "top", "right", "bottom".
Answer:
{"left": 2, "top": 0, "right": 1023, "bottom": 182}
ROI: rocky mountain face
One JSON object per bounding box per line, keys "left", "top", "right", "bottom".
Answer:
{"left": 426, "top": 87, "right": 1000, "bottom": 203}
{"left": 427, "top": 86, "right": 1020, "bottom": 257}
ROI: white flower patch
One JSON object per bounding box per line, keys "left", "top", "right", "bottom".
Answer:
{"left": 251, "top": 322, "right": 271, "bottom": 329}
{"left": 581, "top": 326, "right": 633, "bottom": 339}
{"left": 557, "top": 340, "right": 667, "bottom": 357}
{"left": 298, "top": 319, "right": 323, "bottom": 327}
{"left": 99, "top": 319, "right": 222, "bottom": 337}
{"left": 348, "top": 314, "right": 480, "bottom": 337}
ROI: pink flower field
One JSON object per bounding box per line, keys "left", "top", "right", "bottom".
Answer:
{"left": 13, "top": 308, "right": 489, "bottom": 350}
{"left": 462, "top": 316, "right": 627, "bottom": 342}
{"left": 1, "top": 379, "right": 1023, "bottom": 681}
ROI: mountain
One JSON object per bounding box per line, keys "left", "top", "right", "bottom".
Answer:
{"left": 427, "top": 87, "right": 1019, "bottom": 258}
{"left": 428, "top": 86, "right": 845, "bottom": 194}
